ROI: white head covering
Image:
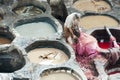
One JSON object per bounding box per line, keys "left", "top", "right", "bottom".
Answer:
{"left": 64, "top": 12, "right": 82, "bottom": 28}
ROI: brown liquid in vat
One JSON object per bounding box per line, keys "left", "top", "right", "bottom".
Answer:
{"left": 27, "top": 48, "right": 69, "bottom": 65}
{"left": 0, "top": 37, "right": 11, "bottom": 44}
{"left": 40, "top": 72, "right": 79, "bottom": 80}
{"left": 79, "top": 15, "right": 119, "bottom": 29}
{"left": 73, "top": 0, "right": 111, "bottom": 13}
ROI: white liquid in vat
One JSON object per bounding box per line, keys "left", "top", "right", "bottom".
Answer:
{"left": 73, "top": 0, "right": 111, "bottom": 13}
{"left": 27, "top": 48, "right": 69, "bottom": 65}
{"left": 40, "top": 72, "right": 79, "bottom": 80}
{"left": 80, "top": 15, "right": 119, "bottom": 29}
{"left": 15, "top": 22, "right": 56, "bottom": 38}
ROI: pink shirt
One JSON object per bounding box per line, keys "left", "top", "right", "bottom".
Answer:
{"left": 72, "top": 32, "right": 99, "bottom": 58}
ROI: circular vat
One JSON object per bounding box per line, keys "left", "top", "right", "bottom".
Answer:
{"left": 40, "top": 67, "right": 83, "bottom": 80}
{"left": 25, "top": 40, "right": 72, "bottom": 65}
{"left": 0, "top": 46, "right": 25, "bottom": 73}
{"left": 79, "top": 14, "right": 119, "bottom": 30}
{"left": 88, "top": 28, "right": 120, "bottom": 49}
{"left": 72, "top": 0, "right": 112, "bottom": 13}
{"left": 11, "top": 0, "right": 51, "bottom": 17}
{"left": 12, "top": 15, "right": 62, "bottom": 39}
{"left": 0, "top": 27, "right": 15, "bottom": 45}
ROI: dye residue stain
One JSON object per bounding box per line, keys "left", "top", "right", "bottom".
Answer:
{"left": 15, "top": 22, "right": 56, "bottom": 38}
{"left": 0, "top": 37, "right": 11, "bottom": 44}
{"left": 27, "top": 48, "right": 69, "bottom": 65}
{"left": 40, "top": 72, "right": 79, "bottom": 80}
{"left": 98, "top": 42, "right": 120, "bottom": 49}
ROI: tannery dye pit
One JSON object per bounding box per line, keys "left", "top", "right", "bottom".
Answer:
{"left": 0, "top": 0, "right": 120, "bottom": 80}
{"left": 73, "top": 0, "right": 111, "bottom": 13}
{"left": 27, "top": 48, "right": 69, "bottom": 65}
{"left": 0, "top": 28, "right": 15, "bottom": 45}
{"left": 40, "top": 67, "right": 83, "bottom": 80}
{"left": 15, "top": 22, "right": 56, "bottom": 38}
{"left": 40, "top": 72, "right": 78, "bottom": 80}
{"left": 80, "top": 15, "right": 119, "bottom": 30}
{"left": 13, "top": 6, "right": 43, "bottom": 16}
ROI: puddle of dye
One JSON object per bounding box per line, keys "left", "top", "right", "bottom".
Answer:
{"left": 0, "top": 37, "right": 11, "bottom": 44}
{"left": 73, "top": 0, "right": 111, "bottom": 13}
{"left": 80, "top": 15, "right": 119, "bottom": 30}
{"left": 27, "top": 48, "right": 69, "bottom": 65}
{"left": 40, "top": 72, "right": 79, "bottom": 80}
{"left": 15, "top": 22, "right": 56, "bottom": 38}
{"left": 98, "top": 42, "right": 120, "bottom": 49}
{"left": 14, "top": 6, "right": 43, "bottom": 16}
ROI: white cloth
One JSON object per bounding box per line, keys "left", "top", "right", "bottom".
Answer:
{"left": 64, "top": 12, "right": 82, "bottom": 28}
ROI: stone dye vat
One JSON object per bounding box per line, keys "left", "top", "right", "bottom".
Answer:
{"left": 87, "top": 28, "right": 120, "bottom": 49}
{"left": 39, "top": 67, "right": 85, "bottom": 80}
{"left": 11, "top": 0, "right": 51, "bottom": 17}
{"left": 13, "top": 6, "right": 44, "bottom": 16}
{"left": 85, "top": 28, "right": 120, "bottom": 80}
{"left": 0, "top": 27, "right": 14, "bottom": 45}
{"left": 27, "top": 48, "right": 69, "bottom": 65}
{"left": 12, "top": 15, "right": 62, "bottom": 39}
{"left": 72, "top": 0, "right": 112, "bottom": 13}
{"left": 0, "top": 45, "right": 25, "bottom": 73}
{"left": 25, "top": 40, "right": 74, "bottom": 65}
{"left": 79, "top": 14, "right": 119, "bottom": 30}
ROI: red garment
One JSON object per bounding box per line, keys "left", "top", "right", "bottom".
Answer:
{"left": 72, "top": 32, "right": 99, "bottom": 58}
